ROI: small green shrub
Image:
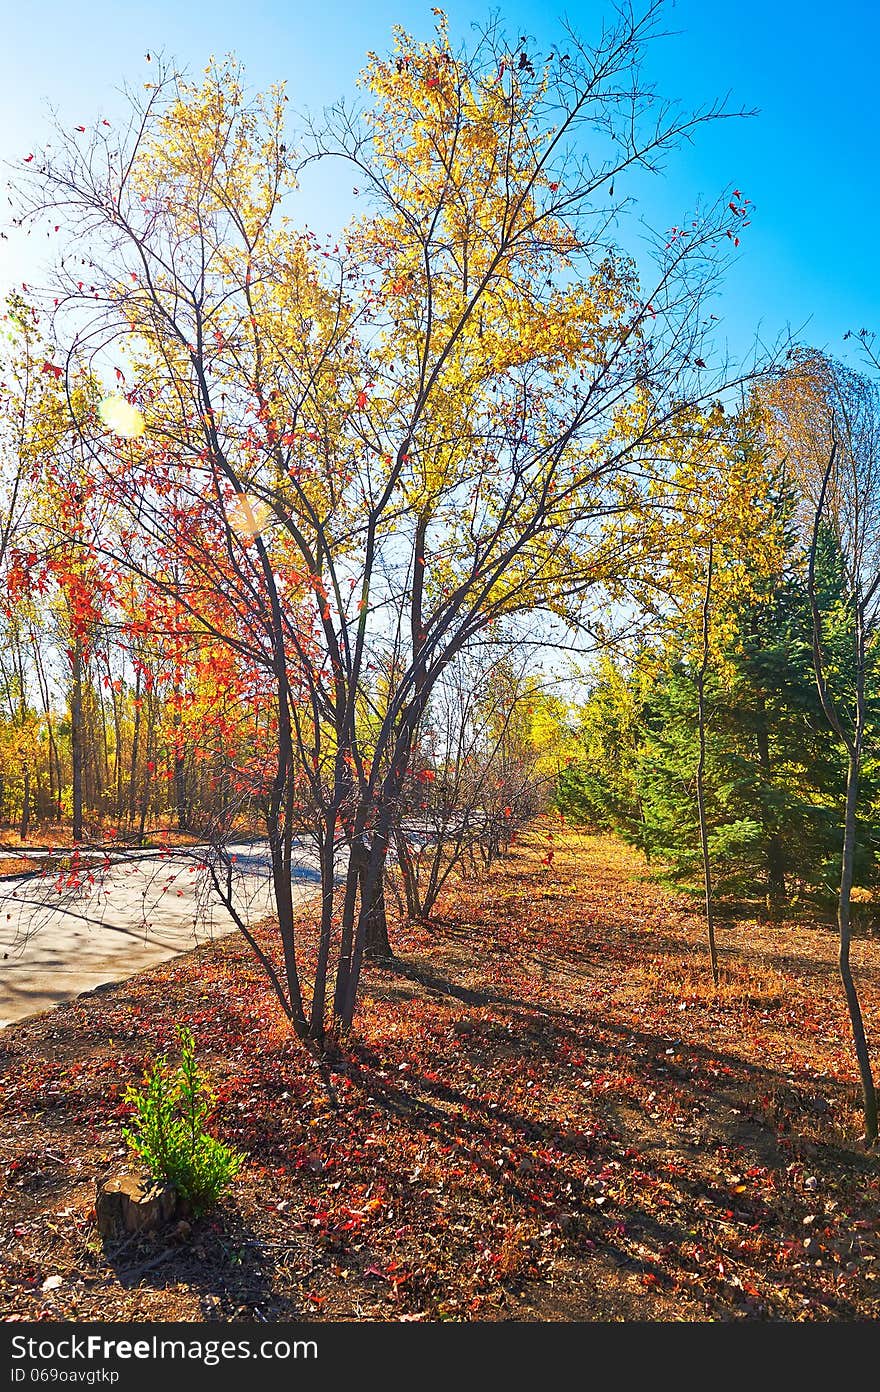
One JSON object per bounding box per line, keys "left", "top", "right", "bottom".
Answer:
{"left": 123, "top": 1026, "right": 243, "bottom": 1214}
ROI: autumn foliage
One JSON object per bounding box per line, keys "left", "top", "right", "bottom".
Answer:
{"left": 0, "top": 2, "right": 877, "bottom": 1168}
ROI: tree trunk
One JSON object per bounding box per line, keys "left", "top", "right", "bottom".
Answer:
{"left": 172, "top": 682, "right": 187, "bottom": 831}
{"left": 332, "top": 840, "right": 364, "bottom": 1026}
{"left": 71, "top": 636, "right": 84, "bottom": 841}
{"left": 839, "top": 747, "right": 878, "bottom": 1142}
{"left": 32, "top": 640, "right": 61, "bottom": 822}
{"left": 695, "top": 696, "right": 719, "bottom": 987}
{"left": 105, "top": 659, "right": 123, "bottom": 824}
{"left": 19, "top": 767, "right": 30, "bottom": 841}
{"left": 137, "top": 694, "right": 156, "bottom": 844}
{"left": 695, "top": 544, "right": 719, "bottom": 987}
{"left": 174, "top": 747, "right": 187, "bottom": 831}
{"left": 806, "top": 447, "right": 877, "bottom": 1145}
{"left": 46, "top": 718, "right": 58, "bottom": 821}
{"left": 394, "top": 825, "right": 422, "bottom": 920}
{"left": 128, "top": 669, "right": 142, "bottom": 828}
{"left": 309, "top": 828, "right": 338, "bottom": 1040}
{"left": 97, "top": 675, "right": 111, "bottom": 812}
{"left": 269, "top": 834, "right": 307, "bottom": 1037}
{"left": 340, "top": 831, "right": 391, "bottom": 1028}
{"left": 361, "top": 857, "right": 392, "bottom": 960}
{"left": 755, "top": 694, "right": 786, "bottom": 910}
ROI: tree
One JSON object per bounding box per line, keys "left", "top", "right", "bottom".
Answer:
{"left": 0, "top": 297, "right": 93, "bottom": 838}
{"left": 554, "top": 654, "right": 652, "bottom": 851}
{"left": 17, "top": 3, "right": 760, "bottom": 1041}
{"left": 561, "top": 473, "right": 869, "bottom": 912}
{"left": 389, "top": 644, "right": 562, "bottom": 922}
{"left": 694, "top": 540, "right": 719, "bottom": 981}
{"left": 614, "top": 399, "right": 782, "bottom": 976}
{"left": 761, "top": 352, "right": 880, "bottom": 1142}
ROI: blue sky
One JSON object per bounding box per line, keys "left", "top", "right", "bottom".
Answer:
{"left": 1, "top": 0, "right": 877, "bottom": 366}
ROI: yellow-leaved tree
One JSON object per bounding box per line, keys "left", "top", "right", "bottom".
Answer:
{"left": 18, "top": 3, "right": 762, "bottom": 1041}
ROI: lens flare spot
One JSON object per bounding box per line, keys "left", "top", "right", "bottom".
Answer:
{"left": 99, "top": 395, "right": 145, "bottom": 439}
{"left": 228, "top": 493, "right": 271, "bottom": 540}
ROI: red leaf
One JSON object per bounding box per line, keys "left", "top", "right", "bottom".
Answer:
{"left": 41, "top": 361, "right": 63, "bottom": 379}
{"left": 356, "top": 390, "right": 368, "bottom": 409}
{"left": 23, "top": 154, "right": 34, "bottom": 163}
{"left": 75, "top": 125, "right": 86, "bottom": 133}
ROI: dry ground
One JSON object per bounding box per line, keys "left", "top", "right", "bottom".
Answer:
{"left": 2, "top": 822, "right": 879, "bottom": 1322}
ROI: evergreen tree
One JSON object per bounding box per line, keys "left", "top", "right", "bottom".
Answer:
{"left": 558, "top": 526, "right": 878, "bottom": 907}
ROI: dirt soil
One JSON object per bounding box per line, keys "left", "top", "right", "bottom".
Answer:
{"left": 2, "top": 823, "right": 879, "bottom": 1323}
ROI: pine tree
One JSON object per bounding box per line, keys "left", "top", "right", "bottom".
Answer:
{"left": 560, "top": 525, "right": 878, "bottom": 908}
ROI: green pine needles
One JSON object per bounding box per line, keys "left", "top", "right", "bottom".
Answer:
{"left": 123, "top": 1026, "right": 244, "bottom": 1214}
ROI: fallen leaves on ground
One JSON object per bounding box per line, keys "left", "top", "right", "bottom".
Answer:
{"left": 1, "top": 824, "right": 878, "bottom": 1322}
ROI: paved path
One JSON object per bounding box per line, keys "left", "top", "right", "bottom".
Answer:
{"left": 0, "top": 842, "right": 321, "bottom": 1027}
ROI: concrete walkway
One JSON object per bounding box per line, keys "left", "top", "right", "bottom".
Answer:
{"left": 0, "top": 842, "right": 321, "bottom": 1027}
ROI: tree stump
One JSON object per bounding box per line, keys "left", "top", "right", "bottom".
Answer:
{"left": 96, "top": 1175, "right": 178, "bottom": 1239}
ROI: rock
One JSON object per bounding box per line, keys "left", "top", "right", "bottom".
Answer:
{"left": 95, "top": 1174, "right": 178, "bottom": 1239}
